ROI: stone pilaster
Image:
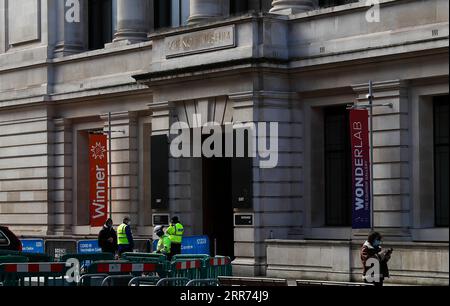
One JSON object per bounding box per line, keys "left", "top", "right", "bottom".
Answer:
{"left": 49, "top": 118, "right": 73, "bottom": 235}
{"left": 53, "top": 0, "right": 87, "bottom": 57}
{"left": 113, "top": 0, "right": 149, "bottom": 43}
{"left": 100, "top": 112, "right": 139, "bottom": 227}
{"left": 270, "top": 0, "right": 318, "bottom": 15}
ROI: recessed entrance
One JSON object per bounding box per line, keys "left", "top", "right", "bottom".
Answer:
{"left": 202, "top": 155, "right": 235, "bottom": 259}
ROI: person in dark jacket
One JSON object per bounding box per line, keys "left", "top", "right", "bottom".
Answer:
{"left": 98, "top": 218, "right": 118, "bottom": 254}
{"left": 360, "top": 231, "right": 393, "bottom": 287}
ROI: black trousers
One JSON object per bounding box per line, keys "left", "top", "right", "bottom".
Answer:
{"left": 118, "top": 245, "right": 133, "bottom": 257}
{"left": 171, "top": 243, "right": 182, "bottom": 258}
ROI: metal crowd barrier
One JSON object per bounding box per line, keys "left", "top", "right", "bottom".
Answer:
{"left": 79, "top": 274, "right": 109, "bottom": 286}
{"left": 169, "top": 256, "right": 232, "bottom": 280}
{"left": 0, "top": 263, "right": 69, "bottom": 287}
{"left": 128, "top": 276, "right": 160, "bottom": 286}
{"left": 61, "top": 253, "right": 115, "bottom": 274}
{"left": 218, "top": 276, "right": 289, "bottom": 287}
{"left": 186, "top": 279, "right": 219, "bottom": 286}
{"left": 61, "top": 253, "right": 115, "bottom": 266}
{"left": 87, "top": 261, "right": 160, "bottom": 277}
{"left": 170, "top": 259, "right": 206, "bottom": 279}
{"left": 0, "top": 250, "right": 53, "bottom": 263}
{"left": 0, "top": 256, "right": 29, "bottom": 264}
{"left": 172, "top": 254, "right": 210, "bottom": 261}
{"left": 207, "top": 256, "right": 232, "bottom": 279}
{"left": 296, "top": 279, "right": 375, "bottom": 287}
{"left": 156, "top": 277, "right": 190, "bottom": 286}
{"left": 0, "top": 248, "right": 233, "bottom": 287}
{"left": 121, "top": 252, "right": 169, "bottom": 277}
{"left": 101, "top": 275, "right": 135, "bottom": 287}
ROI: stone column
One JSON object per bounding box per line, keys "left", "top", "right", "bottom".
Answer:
{"left": 270, "top": 0, "right": 318, "bottom": 15}
{"left": 188, "top": 0, "right": 229, "bottom": 25}
{"left": 113, "top": 0, "right": 148, "bottom": 43}
{"left": 54, "top": 0, "right": 87, "bottom": 57}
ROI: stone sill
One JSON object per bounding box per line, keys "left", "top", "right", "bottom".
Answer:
{"left": 288, "top": 0, "right": 407, "bottom": 20}
{"left": 265, "top": 239, "right": 449, "bottom": 248}
{"left": 51, "top": 41, "right": 153, "bottom": 64}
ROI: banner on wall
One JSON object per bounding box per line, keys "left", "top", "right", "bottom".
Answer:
{"left": 89, "top": 133, "right": 108, "bottom": 227}
{"left": 349, "top": 109, "right": 372, "bottom": 229}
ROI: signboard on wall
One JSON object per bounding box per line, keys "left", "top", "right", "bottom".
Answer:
{"left": 78, "top": 240, "right": 102, "bottom": 254}
{"left": 45, "top": 240, "right": 77, "bottom": 261}
{"left": 153, "top": 214, "right": 170, "bottom": 226}
{"left": 349, "top": 109, "right": 372, "bottom": 229}
{"left": 234, "top": 214, "right": 254, "bottom": 226}
{"left": 152, "top": 236, "right": 210, "bottom": 255}
{"left": 89, "top": 134, "right": 108, "bottom": 227}
{"left": 21, "top": 239, "right": 45, "bottom": 254}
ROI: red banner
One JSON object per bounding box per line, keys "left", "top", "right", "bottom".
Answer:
{"left": 89, "top": 134, "right": 108, "bottom": 227}
{"left": 349, "top": 109, "right": 371, "bottom": 229}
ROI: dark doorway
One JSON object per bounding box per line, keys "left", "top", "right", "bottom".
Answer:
{"left": 324, "top": 105, "right": 352, "bottom": 226}
{"left": 433, "top": 95, "right": 449, "bottom": 227}
{"left": 202, "top": 155, "right": 234, "bottom": 259}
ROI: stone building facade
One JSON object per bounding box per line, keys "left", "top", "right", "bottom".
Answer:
{"left": 0, "top": 0, "right": 448, "bottom": 285}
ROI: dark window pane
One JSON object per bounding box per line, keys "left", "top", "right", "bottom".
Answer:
{"left": 434, "top": 96, "right": 450, "bottom": 227}
{"left": 324, "top": 106, "right": 352, "bottom": 226}
{"left": 319, "top": 0, "right": 359, "bottom": 8}
{"left": 88, "top": 0, "right": 113, "bottom": 50}
{"left": 230, "top": 0, "right": 249, "bottom": 15}
{"left": 154, "top": 0, "right": 172, "bottom": 29}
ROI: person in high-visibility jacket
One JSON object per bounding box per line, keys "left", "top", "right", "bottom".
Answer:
{"left": 153, "top": 225, "right": 171, "bottom": 258}
{"left": 117, "top": 217, "right": 134, "bottom": 256}
{"left": 167, "top": 216, "right": 184, "bottom": 258}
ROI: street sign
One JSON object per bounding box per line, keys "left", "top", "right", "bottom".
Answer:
{"left": 21, "top": 239, "right": 45, "bottom": 254}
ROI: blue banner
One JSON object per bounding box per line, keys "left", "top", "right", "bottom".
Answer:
{"left": 21, "top": 239, "right": 45, "bottom": 254}
{"left": 153, "top": 236, "right": 210, "bottom": 255}
{"left": 77, "top": 240, "right": 102, "bottom": 254}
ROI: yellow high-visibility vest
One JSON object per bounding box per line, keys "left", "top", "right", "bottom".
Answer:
{"left": 167, "top": 223, "right": 184, "bottom": 244}
{"left": 156, "top": 234, "right": 171, "bottom": 254}
{"left": 117, "top": 223, "right": 129, "bottom": 245}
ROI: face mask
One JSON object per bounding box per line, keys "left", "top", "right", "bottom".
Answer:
{"left": 373, "top": 240, "right": 381, "bottom": 247}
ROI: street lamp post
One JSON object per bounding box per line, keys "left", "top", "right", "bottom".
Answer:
{"left": 368, "top": 81, "right": 375, "bottom": 232}
{"left": 348, "top": 81, "right": 393, "bottom": 231}
{"left": 108, "top": 112, "right": 113, "bottom": 220}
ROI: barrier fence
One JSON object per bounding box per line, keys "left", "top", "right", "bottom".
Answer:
{"left": 0, "top": 263, "right": 69, "bottom": 287}
{"left": 0, "top": 247, "right": 233, "bottom": 287}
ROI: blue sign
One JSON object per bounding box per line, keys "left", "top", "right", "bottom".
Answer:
{"left": 153, "top": 236, "right": 210, "bottom": 255}
{"left": 77, "top": 240, "right": 102, "bottom": 254}
{"left": 21, "top": 239, "right": 45, "bottom": 254}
